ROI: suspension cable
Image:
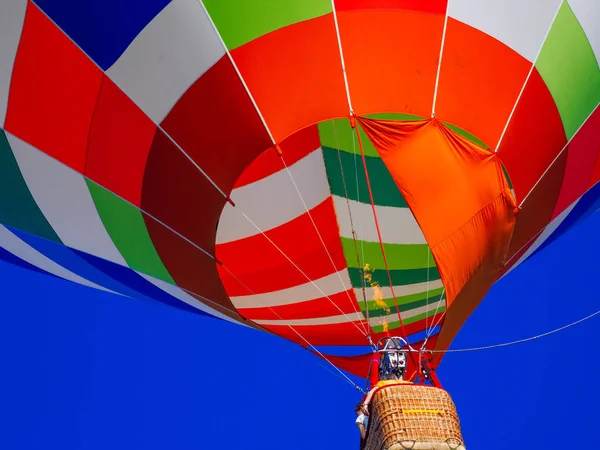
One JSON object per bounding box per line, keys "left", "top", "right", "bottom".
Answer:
{"left": 331, "top": 120, "right": 372, "bottom": 339}
{"left": 425, "top": 289, "right": 446, "bottom": 340}
{"left": 237, "top": 210, "right": 369, "bottom": 340}
{"left": 420, "top": 308, "right": 600, "bottom": 353}
{"left": 352, "top": 118, "right": 421, "bottom": 375}
{"left": 352, "top": 120, "right": 406, "bottom": 335}
{"left": 220, "top": 263, "right": 365, "bottom": 393}
{"left": 279, "top": 154, "right": 369, "bottom": 336}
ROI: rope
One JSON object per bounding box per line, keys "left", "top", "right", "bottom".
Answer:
{"left": 279, "top": 155, "right": 369, "bottom": 336}
{"left": 425, "top": 250, "right": 431, "bottom": 333}
{"left": 220, "top": 263, "right": 365, "bottom": 394}
{"left": 350, "top": 127, "right": 372, "bottom": 335}
{"left": 352, "top": 119, "right": 421, "bottom": 375}
{"left": 331, "top": 120, "right": 372, "bottom": 341}
{"left": 238, "top": 210, "right": 369, "bottom": 340}
{"left": 421, "top": 308, "right": 600, "bottom": 353}
{"left": 353, "top": 121, "right": 411, "bottom": 338}
{"left": 425, "top": 289, "right": 446, "bottom": 340}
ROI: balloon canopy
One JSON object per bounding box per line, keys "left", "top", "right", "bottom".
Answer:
{"left": 0, "top": 0, "right": 599, "bottom": 379}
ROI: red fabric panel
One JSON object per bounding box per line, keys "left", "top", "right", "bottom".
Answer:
{"left": 237, "top": 290, "right": 360, "bottom": 321}
{"left": 234, "top": 125, "right": 321, "bottom": 189}
{"left": 498, "top": 230, "right": 541, "bottom": 279}
{"left": 262, "top": 313, "right": 443, "bottom": 348}
{"left": 590, "top": 156, "right": 600, "bottom": 188}
{"left": 263, "top": 321, "right": 369, "bottom": 346}
{"left": 336, "top": 0, "right": 447, "bottom": 14}
{"left": 369, "top": 353, "right": 381, "bottom": 387}
{"left": 161, "top": 56, "right": 272, "bottom": 196}
{"left": 357, "top": 117, "right": 516, "bottom": 355}
{"left": 435, "top": 18, "right": 531, "bottom": 150}
{"left": 358, "top": 118, "right": 516, "bottom": 305}
{"left": 313, "top": 336, "right": 441, "bottom": 379}
{"left": 553, "top": 107, "right": 600, "bottom": 217}
{"left": 142, "top": 213, "right": 236, "bottom": 312}
{"left": 498, "top": 68, "right": 567, "bottom": 203}
{"left": 314, "top": 352, "right": 373, "bottom": 379}
{"left": 141, "top": 129, "right": 225, "bottom": 255}
{"left": 216, "top": 198, "right": 345, "bottom": 295}
{"left": 185, "top": 290, "right": 255, "bottom": 327}
{"left": 5, "top": 2, "right": 102, "bottom": 172}
{"left": 338, "top": 10, "right": 443, "bottom": 118}
{"left": 231, "top": 14, "right": 348, "bottom": 142}
{"left": 508, "top": 151, "right": 568, "bottom": 257}
{"left": 85, "top": 76, "right": 157, "bottom": 206}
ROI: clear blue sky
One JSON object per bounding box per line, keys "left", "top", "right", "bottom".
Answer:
{"left": 1, "top": 212, "right": 599, "bottom": 450}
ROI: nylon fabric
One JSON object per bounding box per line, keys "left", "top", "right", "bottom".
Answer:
{"left": 357, "top": 117, "right": 517, "bottom": 352}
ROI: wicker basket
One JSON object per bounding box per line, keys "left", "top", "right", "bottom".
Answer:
{"left": 363, "top": 383, "right": 466, "bottom": 450}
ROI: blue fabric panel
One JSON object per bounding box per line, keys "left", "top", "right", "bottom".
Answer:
{"left": 533, "top": 181, "right": 600, "bottom": 258}
{"left": 34, "top": 0, "right": 171, "bottom": 70}
{"left": 9, "top": 226, "right": 146, "bottom": 299}
{"left": 0, "top": 246, "right": 55, "bottom": 278}
{"left": 74, "top": 250, "right": 211, "bottom": 316}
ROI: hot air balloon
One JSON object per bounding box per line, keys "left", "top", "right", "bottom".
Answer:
{"left": 1, "top": 0, "right": 599, "bottom": 448}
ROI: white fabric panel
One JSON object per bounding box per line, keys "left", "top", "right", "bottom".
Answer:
{"left": 448, "top": 0, "right": 563, "bottom": 62}
{"left": 138, "top": 272, "right": 242, "bottom": 325}
{"left": 231, "top": 270, "right": 352, "bottom": 308}
{"left": 568, "top": 0, "right": 600, "bottom": 65}
{"left": 354, "top": 279, "right": 444, "bottom": 301}
{"left": 334, "top": 196, "right": 427, "bottom": 245}
{"left": 253, "top": 300, "right": 441, "bottom": 326}
{"left": 7, "top": 133, "right": 127, "bottom": 266}
{"left": 369, "top": 301, "right": 445, "bottom": 328}
{"left": 217, "top": 149, "right": 330, "bottom": 243}
{"left": 107, "top": 0, "right": 226, "bottom": 123}
{"left": 255, "top": 310, "right": 365, "bottom": 326}
{"left": 0, "top": 0, "right": 27, "bottom": 127}
{"left": 0, "top": 225, "right": 121, "bottom": 295}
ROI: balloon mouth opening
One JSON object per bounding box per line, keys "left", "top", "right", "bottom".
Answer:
{"left": 214, "top": 112, "right": 514, "bottom": 351}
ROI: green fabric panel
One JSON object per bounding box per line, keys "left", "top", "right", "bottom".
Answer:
{"left": 501, "top": 163, "right": 514, "bottom": 190}
{"left": 536, "top": 2, "right": 600, "bottom": 139}
{"left": 318, "top": 119, "right": 378, "bottom": 157}
{"left": 86, "top": 180, "right": 175, "bottom": 284}
{"left": 0, "top": 130, "right": 61, "bottom": 243}
{"left": 340, "top": 237, "right": 433, "bottom": 270}
{"left": 443, "top": 122, "right": 488, "bottom": 149}
{"left": 359, "top": 288, "right": 444, "bottom": 313}
{"left": 322, "top": 147, "right": 407, "bottom": 207}
{"left": 371, "top": 306, "right": 446, "bottom": 333}
{"left": 348, "top": 266, "right": 441, "bottom": 288}
{"left": 318, "top": 114, "right": 422, "bottom": 157}
{"left": 202, "top": 0, "right": 332, "bottom": 50}
{"left": 366, "top": 293, "right": 444, "bottom": 318}
{"left": 318, "top": 115, "right": 486, "bottom": 157}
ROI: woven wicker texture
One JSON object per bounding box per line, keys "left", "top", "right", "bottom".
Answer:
{"left": 363, "top": 384, "right": 465, "bottom": 450}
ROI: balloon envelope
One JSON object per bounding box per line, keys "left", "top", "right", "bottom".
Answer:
{"left": 0, "top": 0, "right": 599, "bottom": 376}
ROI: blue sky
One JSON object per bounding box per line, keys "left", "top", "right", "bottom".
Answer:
{"left": 0, "top": 211, "right": 599, "bottom": 450}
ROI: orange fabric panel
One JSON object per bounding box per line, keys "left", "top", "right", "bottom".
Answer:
{"left": 357, "top": 117, "right": 516, "bottom": 350}
{"left": 338, "top": 10, "right": 444, "bottom": 117}
{"left": 435, "top": 18, "right": 531, "bottom": 149}
{"left": 231, "top": 14, "right": 348, "bottom": 143}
